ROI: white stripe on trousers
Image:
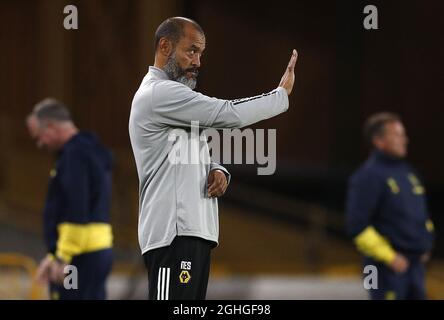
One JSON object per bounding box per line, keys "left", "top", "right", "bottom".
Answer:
{"left": 157, "top": 267, "right": 170, "bottom": 300}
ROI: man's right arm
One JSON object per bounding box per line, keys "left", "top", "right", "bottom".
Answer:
{"left": 149, "top": 50, "right": 298, "bottom": 129}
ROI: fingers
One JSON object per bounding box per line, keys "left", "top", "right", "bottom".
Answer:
{"left": 392, "top": 254, "right": 409, "bottom": 274}
{"left": 49, "top": 262, "right": 65, "bottom": 284}
{"left": 35, "top": 258, "right": 51, "bottom": 284}
{"left": 207, "top": 172, "right": 214, "bottom": 196}
{"left": 36, "top": 267, "right": 52, "bottom": 285}
{"left": 208, "top": 171, "right": 228, "bottom": 198}
{"left": 208, "top": 179, "right": 226, "bottom": 197}
{"left": 287, "top": 49, "right": 298, "bottom": 71}
{"left": 35, "top": 268, "right": 49, "bottom": 285}
{"left": 279, "top": 49, "right": 298, "bottom": 95}
{"left": 207, "top": 171, "right": 214, "bottom": 185}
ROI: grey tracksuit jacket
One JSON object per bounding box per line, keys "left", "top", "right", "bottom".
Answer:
{"left": 129, "top": 66, "right": 289, "bottom": 254}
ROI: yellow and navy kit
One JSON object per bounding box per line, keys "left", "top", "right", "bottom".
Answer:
{"left": 43, "top": 132, "right": 113, "bottom": 263}
{"left": 346, "top": 150, "right": 434, "bottom": 265}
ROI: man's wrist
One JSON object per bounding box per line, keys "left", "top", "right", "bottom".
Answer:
{"left": 213, "top": 169, "right": 229, "bottom": 182}
{"left": 55, "top": 256, "right": 67, "bottom": 265}
{"left": 46, "top": 253, "right": 55, "bottom": 261}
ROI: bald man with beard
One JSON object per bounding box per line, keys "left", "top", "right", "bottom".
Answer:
{"left": 129, "top": 17, "right": 298, "bottom": 300}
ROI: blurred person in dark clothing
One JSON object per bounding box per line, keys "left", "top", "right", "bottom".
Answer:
{"left": 346, "top": 112, "right": 434, "bottom": 300}
{"left": 26, "top": 98, "right": 113, "bottom": 300}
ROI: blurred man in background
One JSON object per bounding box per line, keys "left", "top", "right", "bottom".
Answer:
{"left": 26, "top": 98, "right": 113, "bottom": 300}
{"left": 129, "top": 17, "right": 297, "bottom": 300}
{"left": 346, "top": 112, "right": 435, "bottom": 300}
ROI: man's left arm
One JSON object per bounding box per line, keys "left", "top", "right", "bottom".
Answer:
{"left": 56, "top": 148, "right": 91, "bottom": 264}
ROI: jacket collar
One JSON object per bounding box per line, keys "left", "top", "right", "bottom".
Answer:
{"left": 148, "top": 66, "right": 169, "bottom": 80}
{"left": 371, "top": 149, "right": 404, "bottom": 164}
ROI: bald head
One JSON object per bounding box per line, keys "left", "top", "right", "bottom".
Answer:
{"left": 154, "top": 17, "right": 204, "bottom": 52}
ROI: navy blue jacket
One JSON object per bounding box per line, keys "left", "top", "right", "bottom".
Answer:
{"left": 42, "top": 132, "right": 113, "bottom": 254}
{"left": 346, "top": 150, "right": 434, "bottom": 257}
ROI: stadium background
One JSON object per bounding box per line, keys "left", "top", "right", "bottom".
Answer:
{"left": 0, "top": 0, "right": 443, "bottom": 299}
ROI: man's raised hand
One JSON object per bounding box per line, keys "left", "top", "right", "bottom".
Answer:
{"left": 279, "top": 49, "right": 298, "bottom": 95}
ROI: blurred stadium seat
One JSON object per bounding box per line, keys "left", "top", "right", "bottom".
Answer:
{"left": 0, "top": 253, "right": 45, "bottom": 299}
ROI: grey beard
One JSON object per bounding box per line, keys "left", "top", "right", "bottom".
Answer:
{"left": 163, "top": 53, "right": 197, "bottom": 90}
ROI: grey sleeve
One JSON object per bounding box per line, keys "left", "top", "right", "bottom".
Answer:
{"left": 210, "top": 162, "right": 231, "bottom": 185}
{"left": 151, "top": 81, "right": 289, "bottom": 129}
